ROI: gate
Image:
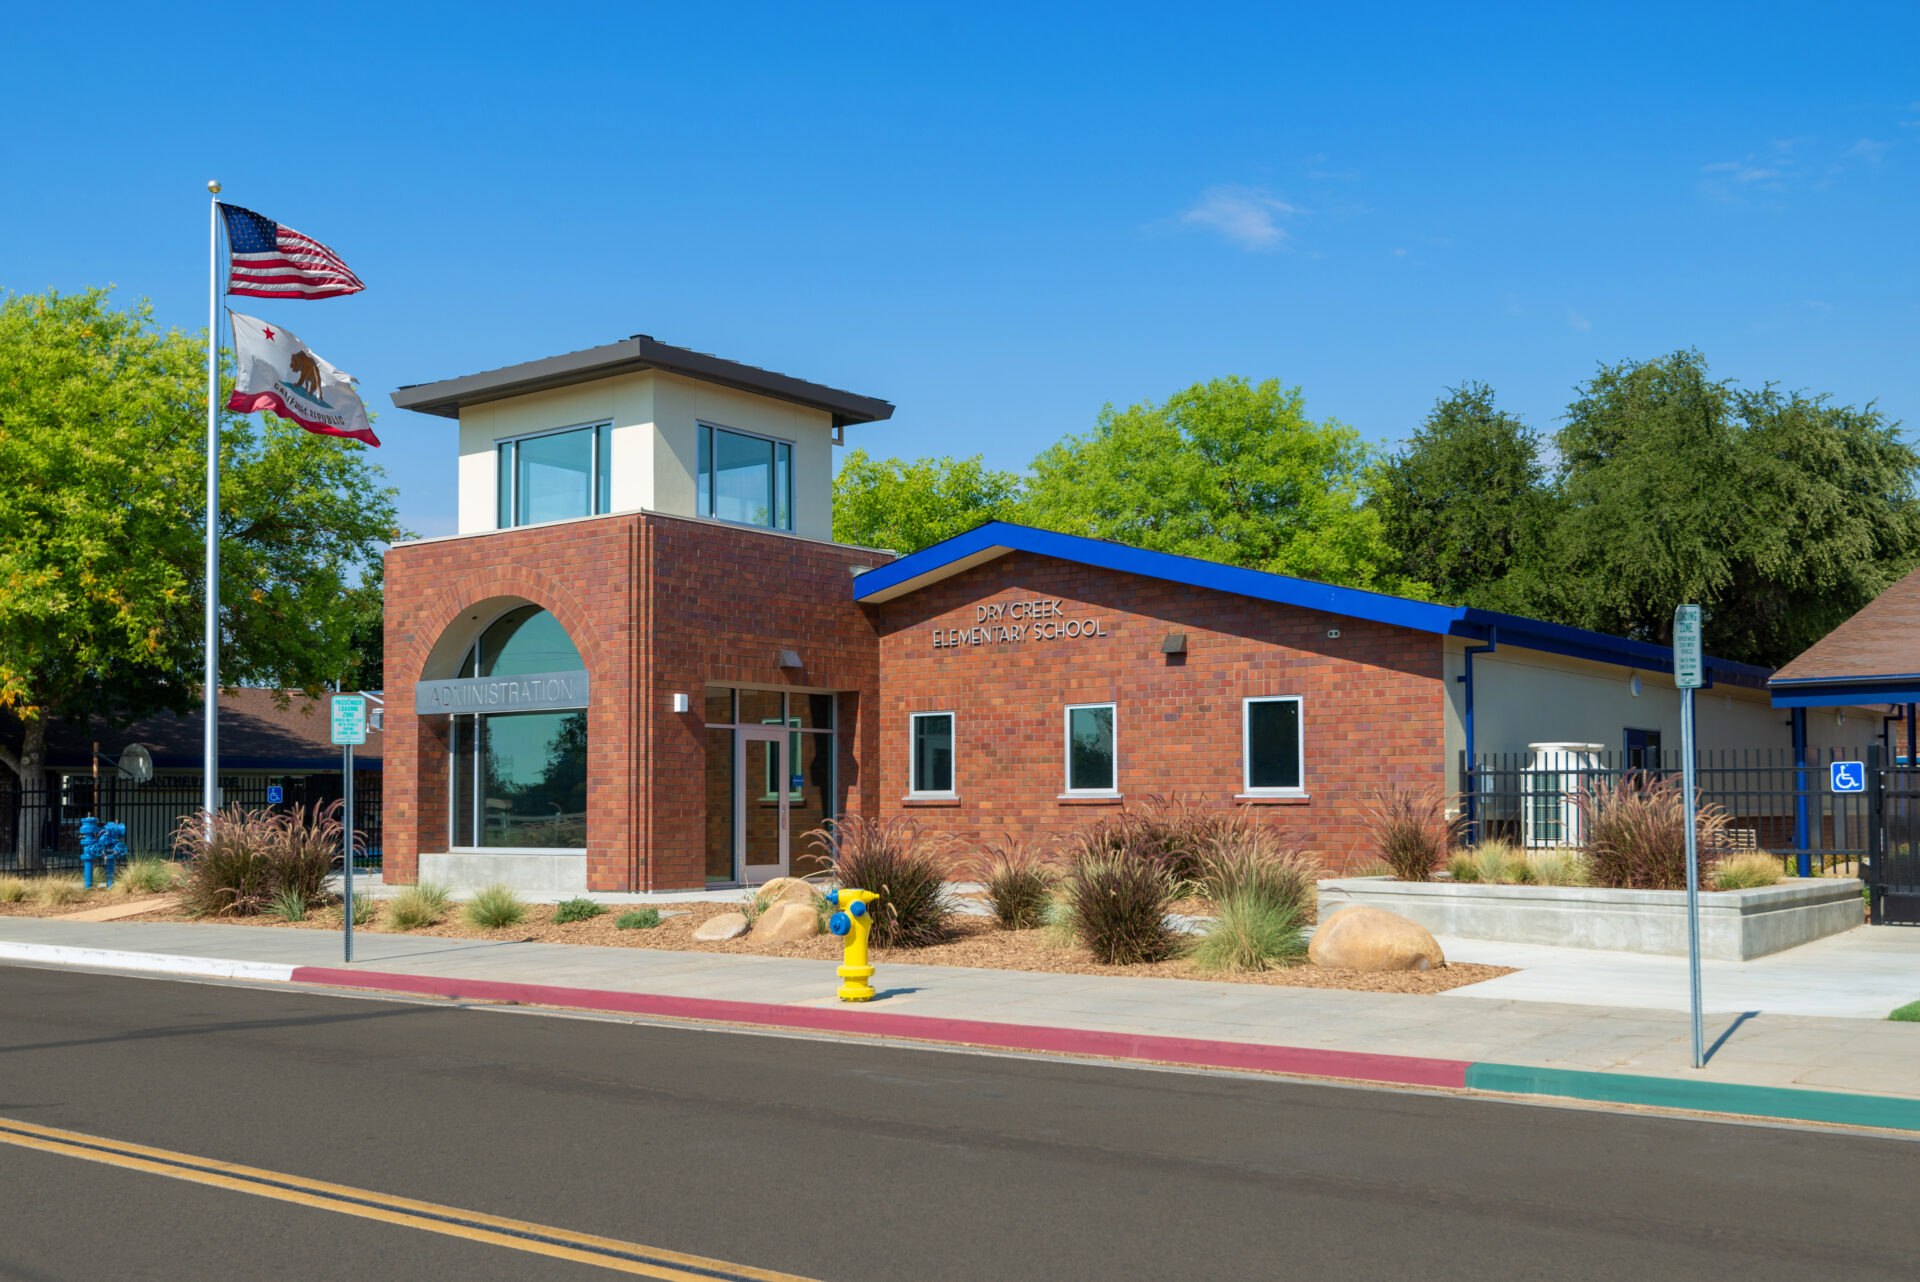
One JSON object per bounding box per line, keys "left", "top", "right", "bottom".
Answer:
{"left": 1868, "top": 744, "right": 1920, "bottom": 925}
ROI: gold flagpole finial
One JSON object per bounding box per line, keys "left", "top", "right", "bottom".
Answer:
{"left": 207, "top": 180, "right": 222, "bottom": 194}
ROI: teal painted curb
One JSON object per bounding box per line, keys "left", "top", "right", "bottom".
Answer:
{"left": 1466, "top": 1062, "right": 1920, "bottom": 1133}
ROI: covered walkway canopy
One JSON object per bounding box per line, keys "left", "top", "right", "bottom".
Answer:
{"left": 1770, "top": 566, "right": 1920, "bottom": 708}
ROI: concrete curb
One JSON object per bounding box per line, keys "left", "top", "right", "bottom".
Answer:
{"left": 9, "top": 944, "right": 1919, "bottom": 1132}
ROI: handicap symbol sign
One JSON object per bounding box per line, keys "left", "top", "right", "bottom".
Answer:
{"left": 266, "top": 785, "right": 284, "bottom": 804}
{"left": 1831, "top": 761, "right": 1866, "bottom": 793}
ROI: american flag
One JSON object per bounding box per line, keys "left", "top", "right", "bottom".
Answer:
{"left": 219, "top": 204, "right": 365, "bottom": 299}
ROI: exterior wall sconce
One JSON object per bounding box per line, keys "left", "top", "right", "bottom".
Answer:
{"left": 1326, "top": 629, "right": 1341, "bottom": 639}
{"left": 1160, "top": 633, "right": 1187, "bottom": 654}
{"left": 671, "top": 693, "right": 691, "bottom": 714}
{"left": 777, "top": 649, "right": 804, "bottom": 669}
{"left": 1630, "top": 675, "right": 1642, "bottom": 697}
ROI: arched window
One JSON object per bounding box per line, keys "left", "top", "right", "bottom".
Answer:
{"left": 449, "top": 607, "right": 588, "bottom": 851}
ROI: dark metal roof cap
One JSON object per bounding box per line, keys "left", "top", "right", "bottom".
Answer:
{"left": 389, "top": 334, "right": 894, "bottom": 428}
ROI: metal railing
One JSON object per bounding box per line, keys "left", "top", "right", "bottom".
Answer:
{"left": 1461, "top": 747, "right": 1866, "bottom": 876}
{"left": 1868, "top": 745, "right": 1920, "bottom": 924}
{"left": 0, "top": 772, "right": 381, "bottom": 874}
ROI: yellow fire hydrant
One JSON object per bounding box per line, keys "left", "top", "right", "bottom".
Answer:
{"left": 825, "top": 887, "right": 880, "bottom": 1002}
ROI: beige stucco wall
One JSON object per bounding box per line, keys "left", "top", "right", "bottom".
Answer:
{"left": 454, "top": 371, "right": 836, "bottom": 539}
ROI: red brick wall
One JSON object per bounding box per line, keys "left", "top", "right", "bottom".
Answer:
{"left": 868, "top": 552, "right": 1446, "bottom": 872}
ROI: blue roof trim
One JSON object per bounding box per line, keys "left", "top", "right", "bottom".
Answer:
{"left": 851, "top": 521, "right": 1774, "bottom": 684}
{"left": 1771, "top": 684, "right": 1915, "bottom": 708}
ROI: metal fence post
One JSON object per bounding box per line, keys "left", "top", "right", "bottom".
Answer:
{"left": 1868, "top": 742, "right": 1883, "bottom": 926}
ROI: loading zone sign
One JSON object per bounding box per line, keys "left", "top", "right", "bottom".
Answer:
{"left": 1832, "top": 761, "right": 1866, "bottom": 793}
{"left": 331, "top": 694, "right": 368, "bottom": 746}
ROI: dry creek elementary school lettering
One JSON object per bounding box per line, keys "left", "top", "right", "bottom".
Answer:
{"left": 376, "top": 333, "right": 1867, "bottom": 897}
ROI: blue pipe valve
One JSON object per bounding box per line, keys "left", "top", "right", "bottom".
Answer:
{"left": 77, "top": 817, "right": 127, "bottom": 890}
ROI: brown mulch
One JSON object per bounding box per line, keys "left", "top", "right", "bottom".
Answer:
{"left": 0, "top": 888, "right": 179, "bottom": 918}
{"left": 115, "top": 897, "right": 1513, "bottom": 995}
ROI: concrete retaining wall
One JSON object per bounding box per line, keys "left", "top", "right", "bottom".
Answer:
{"left": 1316, "top": 876, "right": 1864, "bottom": 960}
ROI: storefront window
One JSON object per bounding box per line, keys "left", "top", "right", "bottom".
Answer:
{"left": 696, "top": 423, "right": 793, "bottom": 531}
{"left": 1243, "top": 697, "right": 1303, "bottom": 793}
{"left": 449, "top": 607, "right": 588, "bottom": 850}
{"left": 1065, "top": 703, "right": 1116, "bottom": 794}
{"left": 495, "top": 423, "right": 611, "bottom": 528}
{"left": 911, "top": 712, "right": 954, "bottom": 795}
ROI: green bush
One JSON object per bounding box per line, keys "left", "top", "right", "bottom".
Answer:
{"left": 463, "top": 883, "right": 528, "bottom": 929}
{"left": 1713, "top": 851, "right": 1785, "bottom": 890}
{"left": 552, "top": 897, "right": 606, "bottom": 924}
{"left": 1061, "top": 836, "right": 1181, "bottom": 965}
{"left": 348, "top": 891, "right": 374, "bottom": 926}
{"left": 1575, "top": 777, "right": 1728, "bottom": 891}
{"left": 809, "top": 816, "right": 950, "bottom": 947}
{"left": 1190, "top": 894, "right": 1306, "bottom": 974}
{"left": 615, "top": 907, "right": 661, "bottom": 930}
{"left": 386, "top": 882, "right": 451, "bottom": 930}
{"left": 975, "top": 838, "right": 1058, "bottom": 929}
{"left": 1363, "top": 785, "right": 1458, "bottom": 882}
{"left": 268, "top": 888, "right": 307, "bottom": 922}
{"left": 116, "top": 857, "right": 178, "bottom": 895}
{"left": 1197, "top": 814, "right": 1317, "bottom": 919}
{"left": 1890, "top": 1000, "right": 1920, "bottom": 1022}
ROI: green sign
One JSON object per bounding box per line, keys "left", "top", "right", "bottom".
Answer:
{"left": 1673, "top": 604, "right": 1703, "bottom": 689}
{"left": 331, "top": 694, "right": 368, "bottom": 745}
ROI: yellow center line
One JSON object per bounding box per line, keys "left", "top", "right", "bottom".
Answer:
{"left": 0, "top": 1116, "right": 817, "bottom": 1281}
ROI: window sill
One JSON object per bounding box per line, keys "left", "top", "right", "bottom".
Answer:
{"left": 1236, "top": 793, "right": 1310, "bottom": 805}
{"left": 901, "top": 794, "right": 961, "bottom": 807}
{"left": 1058, "top": 792, "right": 1124, "bottom": 805}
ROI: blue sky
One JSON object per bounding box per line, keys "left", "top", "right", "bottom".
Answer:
{"left": 6, "top": 3, "right": 1917, "bottom": 539}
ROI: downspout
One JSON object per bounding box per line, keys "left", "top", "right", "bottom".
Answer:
{"left": 1791, "top": 706, "right": 1810, "bottom": 877}
{"left": 1457, "top": 628, "right": 1497, "bottom": 843}
{"left": 1908, "top": 702, "right": 1915, "bottom": 768}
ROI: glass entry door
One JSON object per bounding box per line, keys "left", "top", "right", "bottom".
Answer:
{"left": 738, "top": 726, "right": 789, "bottom": 884}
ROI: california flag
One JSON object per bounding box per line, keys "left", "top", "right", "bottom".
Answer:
{"left": 225, "top": 311, "right": 379, "bottom": 446}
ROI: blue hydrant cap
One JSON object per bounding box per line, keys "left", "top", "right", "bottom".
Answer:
{"left": 848, "top": 900, "right": 868, "bottom": 918}
{"left": 828, "top": 911, "right": 852, "bottom": 936}
{"left": 824, "top": 887, "right": 840, "bottom": 906}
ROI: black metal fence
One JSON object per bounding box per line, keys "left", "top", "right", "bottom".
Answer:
{"left": 1868, "top": 745, "right": 1920, "bottom": 925}
{"left": 1462, "top": 747, "right": 1867, "bottom": 876}
{"left": 0, "top": 772, "right": 381, "bottom": 874}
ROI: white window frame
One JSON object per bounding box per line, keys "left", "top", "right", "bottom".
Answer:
{"left": 495, "top": 420, "right": 612, "bottom": 530}
{"left": 908, "top": 711, "right": 958, "bottom": 798}
{"left": 697, "top": 420, "right": 795, "bottom": 532}
{"left": 1241, "top": 696, "right": 1306, "bottom": 797}
{"left": 1062, "top": 702, "right": 1119, "bottom": 797}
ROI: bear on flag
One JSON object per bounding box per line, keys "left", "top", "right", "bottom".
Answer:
{"left": 225, "top": 311, "right": 379, "bottom": 446}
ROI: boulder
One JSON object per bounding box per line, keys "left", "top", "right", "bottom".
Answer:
{"left": 1308, "top": 905, "right": 1445, "bottom": 972}
{"left": 751, "top": 900, "right": 820, "bottom": 944}
{"left": 755, "top": 877, "right": 821, "bottom": 907}
{"left": 693, "top": 911, "right": 750, "bottom": 942}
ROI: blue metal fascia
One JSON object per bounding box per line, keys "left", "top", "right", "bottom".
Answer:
{"left": 1770, "top": 684, "right": 1920, "bottom": 708}
{"left": 851, "top": 521, "right": 1775, "bottom": 683}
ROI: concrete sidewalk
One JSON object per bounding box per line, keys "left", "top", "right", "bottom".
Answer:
{"left": 2, "top": 916, "right": 1917, "bottom": 1119}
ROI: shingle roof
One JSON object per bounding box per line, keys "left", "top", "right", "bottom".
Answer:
{"left": 1770, "top": 565, "right": 1920, "bottom": 705}
{"left": 5, "top": 689, "right": 382, "bottom": 772}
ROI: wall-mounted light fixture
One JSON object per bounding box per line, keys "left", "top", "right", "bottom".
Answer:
{"left": 1160, "top": 632, "right": 1187, "bottom": 654}
{"left": 672, "top": 693, "right": 691, "bottom": 714}
{"left": 1629, "top": 675, "right": 1642, "bottom": 697}
{"left": 777, "top": 649, "right": 803, "bottom": 669}
{"left": 1326, "top": 629, "right": 1341, "bottom": 639}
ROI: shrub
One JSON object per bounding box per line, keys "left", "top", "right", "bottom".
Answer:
{"left": 0, "top": 876, "right": 27, "bottom": 903}
{"left": 349, "top": 892, "right": 374, "bottom": 926}
{"left": 1890, "top": 1000, "right": 1920, "bottom": 1023}
{"left": 809, "top": 816, "right": 951, "bottom": 947}
{"left": 35, "top": 877, "right": 86, "bottom": 908}
{"left": 172, "top": 802, "right": 347, "bottom": 918}
{"left": 1196, "top": 813, "right": 1318, "bottom": 921}
{"left": 387, "top": 882, "right": 451, "bottom": 930}
{"left": 1575, "top": 776, "right": 1728, "bottom": 891}
{"left": 552, "top": 897, "right": 606, "bottom": 924}
{"left": 1446, "top": 851, "right": 1480, "bottom": 882}
{"left": 1713, "top": 851, "right": 1785, "bottom": 891}
{"left": 1061, "top": 849, "right": 1181, "bottom": 965}
{"left": 1071, "top": 796, "right": 1228, "bottom": 887}
{"left": 1190, "top": 894, "right": 1307, "bottom": 974}
{"left": 1363, "top": 785, "right": 1458, "bottom": 882}
{"left": 116, "top": 857, "right": 177, "bottom": 895}
{"left": 463, "top": 883, "right": 527, "bottom": 929}
{"left": 615, "top": 907, "right": 661, "bottom": 930}
{"left": 268, "top": 888, "right": 307, "bottom": 922}
{"left": 975, "top": 838, "right": 1059, "bottom": 929}
{"left": 1524, "top": 848, "right": 1589, "bottom": 887}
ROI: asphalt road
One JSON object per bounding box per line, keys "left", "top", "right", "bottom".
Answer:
{"left": 0, "top": 966, "right": 1914, "bottom": 1281}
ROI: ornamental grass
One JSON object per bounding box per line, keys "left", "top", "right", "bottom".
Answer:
{"left": 1363, "top": 784, "right": 1459, "bottom": 882}
{"left": 975, "top": 837, "right": 1059, "bottom": 930}
{"left": 1574, "top": 776, "right": 1729, "bottom": 891}
{"left": 809, "top": 815, "right": 951, "bottom": 948}
{"left": 386, "top": 881, "right": 452, "bottom": 930}
{"left": 463, "top": 883, "right": 528, "bottom": 929}
{"left": 1059, "top": 817, "right": 1183, "bottom": 965}
{"left": 116, "top": 857, "right": 178, "bottom": 895}
{"left": 1196, "top": 811, "right": 1318, "bottom": 920}
{"left": 172, "top": 802, "right": 349, "bottom": 918}
{"left": 1713, "top": 851, "right": 1786, "bottom": 891}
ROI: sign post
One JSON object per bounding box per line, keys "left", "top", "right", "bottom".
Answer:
{"left": 331, "top": 694, "right": 368, "bottom": 964}
{"left": 1673, "top": 604, "right": 1705, "bottom": 1068}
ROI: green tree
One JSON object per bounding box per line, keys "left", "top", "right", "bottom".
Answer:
{"left": 1535, "top": 350, "right": 1920, "bottom": 665}
{"left": 1371, "top": 382, "right": 1554, "bottom": 610}
{"left": 1024, "top": 376, "right": 1424, "bottom": 594}
{"left": 0, "top": 289, "right": 403, "bottom": 863}
{"left": 832, "top": 447, "right": 1024, "bottom": 552}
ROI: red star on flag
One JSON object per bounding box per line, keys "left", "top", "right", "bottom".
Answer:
{"left": 262, "top": 326, "right": 276, "bottom": 341}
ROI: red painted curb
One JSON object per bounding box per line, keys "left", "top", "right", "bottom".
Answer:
{"left": 287, "top": 966, "right": 1470, "bottom": 1089}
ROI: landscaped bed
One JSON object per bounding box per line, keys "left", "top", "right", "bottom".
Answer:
{"left": 107, "top": 894, "right": 1512, "bottom": 994}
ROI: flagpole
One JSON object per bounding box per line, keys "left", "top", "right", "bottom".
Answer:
{"left": 203, "top": 182, "right": 222, "bottom": 826}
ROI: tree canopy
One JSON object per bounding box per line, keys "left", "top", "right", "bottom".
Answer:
{"left": 1024, "top": 376, "right": 1425, "bottom": 595}
{"left": 831, "top": 447, "right": 1023, "bottom": 552}
{"left": 0, "top": 289, "right": 401, "bottom": 854}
